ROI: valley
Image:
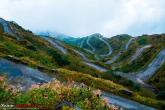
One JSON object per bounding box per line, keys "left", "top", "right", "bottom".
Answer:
{"left": 0, "top": 17, "right": 165, "bottom": 109}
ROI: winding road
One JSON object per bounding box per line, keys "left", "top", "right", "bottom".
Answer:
{"left": 137, "top": 48, "right": 165, "bottom": 81}
{"left": 130, "top": 45, "right": 152, "bottom": 63}
{"left": 80, "top": 38, "right": 85, "bottom": 48}
{"left": 125, "top": 38, "right": 135, "bottom": 50}
{"left": 99, "top": 37, "right": 113, "bottom": 57}
{"left": 80, "top": 39, "right": 95, "bottom": 54}
{"left": 86, "top": 36, "right": 96, "bottom": 52}
{"left": 80, "top": 35, "right": 113, "bottom": 59}
{"left": 81, "top": 35, "right": 113, "bottom": 60}
{"left": 113, "top": 49, "right": 165, "bottom": 86}
{"left": 84, "top": 62, "right": 108, "bottom": 72}
{"left": 105, "top": 52, "right": 122, "bottom": 64}
{"left": 84, "top": 49, "right": 94, "bottom": 54}
{"left": 102, "top": 92, "right": 155, "bottom": 110}
{"left": 73, "top": 50, "right": 89, "bottom": 62}
{"left": 0, "top": 59, "right": 53, "bottom": 91}
{"left": 43, "top": 37, "right": 67, "bottom": 55}
{"left": 0, "top": 58, "right": 155, "bottom": 109}
{"left": 105, "top": 37, "right": 134, "bottom": 65}
{"left": 44, "top": 37, "right": 165, "bottom": 83}
{"left": 73, "top": 50, "right": 108, "bottom": 72}
{"left": 43, "top": 37, "right": 108, "bottom": 72}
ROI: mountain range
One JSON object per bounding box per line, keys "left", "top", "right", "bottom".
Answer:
{"left": 0, "top": 17, "right": 165, "bottom": 109}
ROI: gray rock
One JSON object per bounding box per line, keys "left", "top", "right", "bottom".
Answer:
{"left": 0, "top": 18, "right": 14, "bottom": 35}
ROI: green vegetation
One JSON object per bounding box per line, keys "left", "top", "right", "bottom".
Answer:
{"left": 47, "top": 49, "right": 70, "bottom": 66}
{"left": 88, "top": 34, "right": 109, "bottom": 55}
{"left": 0, "top": 30, "right": 101, "bottom": 77}
{"left": 107, "top": 34, "right": 131, "bottom": 52}
{"left": 0, "top": 19, "right": 165, "bottom": 109}
{"left": 149, "top": 63, "right": 165, "bottom": 99}
{"left": 114, "top": 48, "right": 135, "bottom": 65}
{"left": 0, "top": 76, "right": 111, "bottom": 109}
{"left": 60, "top": 33, "right": 110, "bottom": 56}
{"left": 56, "top": 68, "right": 125, "bottom": 93}
{"left": 113, "top": 34, "right": 165, "bottom": 73}
{"left": 0, "top": 76, "right": 16, "bottom": 103}
{"left": 118, "top": 46, "right": 161, "bottom": 72}
{"left": 55, "top": 68, "right": 164, "bottom": 109}
{"left": 104, "top": 71, "right": 140, "bottom": 91}
{"left": 137, "top": 35, "right": 149, "bottom": 45}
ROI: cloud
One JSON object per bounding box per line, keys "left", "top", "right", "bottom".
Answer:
{"left": 0, "top": 0, "right": 165, "bottom": 37}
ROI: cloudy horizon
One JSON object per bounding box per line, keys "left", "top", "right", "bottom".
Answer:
{"left": 0, "top": 0, "right": 165, "bottom": 37}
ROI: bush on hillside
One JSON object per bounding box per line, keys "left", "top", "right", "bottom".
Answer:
{"left": 48, "top": 49, "right": 70, "bottom": 66}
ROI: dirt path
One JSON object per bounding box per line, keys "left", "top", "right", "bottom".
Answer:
{"left": 130, "top": 45, "right": 151, "bottom": 63}
{"left": 86, "top": 36, "right": 96, "bottom": 52}
{"left": 99, "top": 37, "right": 113, "bottom": 57}
{"left": 136, "top": 48, "right": 165, "bottom": 81}
{"left": 112, "top": 49, "right": 165, "bottom": 88}
{"left": 125, "top": 38, "right": 135, "bottom": 50}
{"left": 73, "top": 50, "right": 108, "bottom": 72}
{"left": 44, "top": 37, "right": 67, "bottom": 54}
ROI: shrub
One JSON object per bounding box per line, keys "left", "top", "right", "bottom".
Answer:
{"left": 138, "top": 36, "right": 148, "bottom": 45}
{"left": 48, "top": 49, "right": 70, "bottom": 66}
{"left": 0, "top": 76, "right": 16, "bottom": 103}
{"left": 16, "top": 88, "right": 59, "bottom": 109}
{"left": 15, "top": 80, "right": 111, "bottom": 109}
{"left": 156, "top": 91, "right": 165, "bottom": 100}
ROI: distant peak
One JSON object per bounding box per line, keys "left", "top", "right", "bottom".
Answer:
{"left": 112, "top": 34, "right": 132, "bottom": 38}
{"left": 0, "top": 17, "right": 7, "bottom": 23}
{"left": 89, "top": 33, "right": 104, "bottom": 38}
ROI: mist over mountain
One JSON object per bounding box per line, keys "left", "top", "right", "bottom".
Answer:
{"left": 0, "top": 13, "right": 165, "bottom": 109}
{"left": 1, "top": 0, "right": 165, "bottom": 37}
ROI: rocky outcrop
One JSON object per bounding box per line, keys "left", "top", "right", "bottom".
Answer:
{"left": 0, "top": 18, "right": 14, "bottom": 35}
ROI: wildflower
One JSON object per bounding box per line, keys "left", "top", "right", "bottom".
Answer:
{"left": 93, "top": 89, "right": 101, "bottom": 97}
{"left": 0, "top": 76, "right": 4, "bottom": 81}
{"left": 31, "top": 83, "right": 40, "bottom": 89}
{"left": 110, "top": 104, "right": 119, "bottom": 110}
{"left": 103, "top": 97, "right": 109, "bottom": 106}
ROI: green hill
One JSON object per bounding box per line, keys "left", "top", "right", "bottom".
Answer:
{"left": 0, "top": 17, "right": 165, "bottom": 109}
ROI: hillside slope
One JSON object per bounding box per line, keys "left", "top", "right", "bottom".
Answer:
{"left": 0, "top": 17, "right": 165, "bottom": 109}
{"left": 57, "top": 31, "right": 165, "bottom": 99}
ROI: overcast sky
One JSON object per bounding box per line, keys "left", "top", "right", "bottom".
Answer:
{"left": 0, "top": 0, "right": 165, "bottom": 37}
